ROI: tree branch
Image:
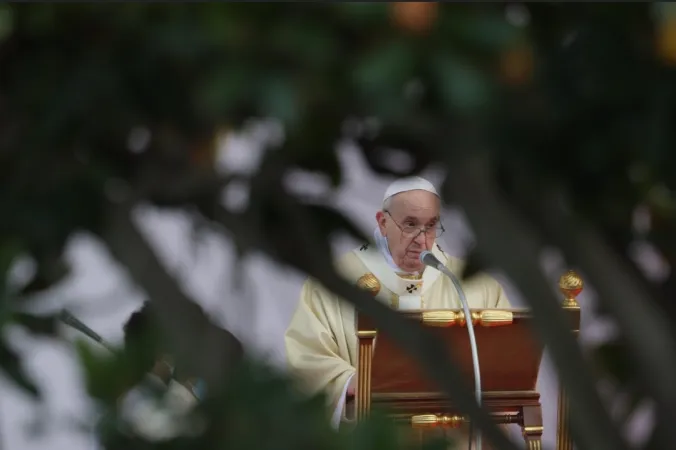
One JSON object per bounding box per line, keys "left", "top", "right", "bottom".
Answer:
{"left": 135, "top": 167, "right": 246, "bottom": 206}
{"left": 443, "top": 154, "right": 628, "bottom": 450}
{"left": 101, "top": 200, "right": 243, "bottom": 392}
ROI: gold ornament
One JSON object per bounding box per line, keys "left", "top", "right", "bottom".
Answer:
{"left": 558, "top": 270, "right": 583, "bottom": 308}
{"left": 390, "top": 293, "right": 400, "bottom": 309}
{"left": 356, "top": 273, "right": 381, "bottom": 296}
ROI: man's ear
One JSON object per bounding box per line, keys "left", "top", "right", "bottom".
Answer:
{"left": 375, "top": 211, "right": 387, "bottom": 233}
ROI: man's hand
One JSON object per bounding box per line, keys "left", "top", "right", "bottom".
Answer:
{"left": 346, "top": 375, "right": 356, "bottom": 398}
{"left": 150, "top": 356, "right": 174, "bottom": 384}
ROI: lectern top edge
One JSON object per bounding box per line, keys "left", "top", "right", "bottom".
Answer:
{"left": 357, "top": 307, "right": 580, "bottom": 333}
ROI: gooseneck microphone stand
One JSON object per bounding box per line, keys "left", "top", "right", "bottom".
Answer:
{"left": 420, "top": 250, "right": 482, "bottom": 450}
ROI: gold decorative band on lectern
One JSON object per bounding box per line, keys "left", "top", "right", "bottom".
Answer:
{"left": 411, "top": 414, "right": 465, "bottom": 429}
{"left": 421, "top": 309, "right": 513, "bottom": 327}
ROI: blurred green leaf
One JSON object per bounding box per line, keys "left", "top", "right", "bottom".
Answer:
{"left": 21, "top": 4, "right": 58, "bottom": 37}
{"left": 439, "top": 9, "right": 523, "bottom": 53}
{"left": 269, "top": 20, "right": 340, "bottom": 70}
{"left": 12, "top": 312, "right": 58, "bottom": 336}
{"left": 284, "top": 114, "right": 344, "bottom": 188}
{"left": 356, "top": 122, "right": 436, "bottom": 177}
{"left": 196, "top": 65, "right": 257, "bottom": 120}
{"left": 199, "top": 5, "right": 253, "bottom": 47}
{"left": 0, "top": 239, "right": 23, "bottom": 294}
{"left": 432, "top": 54, "right": 493, "bottom": 114}
{"left": 593, "top": 340, "right": 637, "bottom": 386}
{"left": 350, "top": 409, "right": 451, "bottom": 450}
{"left": 258, "top": 75, "right": 301, "bottom": 128}
{"left": 192, "top": 357, "right": 418, "bottom": 450}
{"left": 0, "top": 338, "right": 39, "bottom": 397}
{"left": 0, "top": 4, "right": 14, "bottom": 43}
{"left": 76, "top": 340, "right": 132, "bottom": 404}
{"left": 305, "top": 204, "right": 370, "bottom": 246}
{"left": 459, "top": 248, "right": 487, "bottom": 281}
{"left": 333, "top": 3, "right": 389, "bottom": 25}
{"left": 19, "top": 255, "right": 70, "bottom": 296}
{"left": 352, "top": 39, "right": 417, "bottom": 118}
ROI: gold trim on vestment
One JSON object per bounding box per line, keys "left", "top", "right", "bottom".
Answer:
{"left": 390, "top": 292, "right": 400, "bottom": 309}
{"left": 396, "top": 272, "right": 423, "bottom": 280}
{"left": 356, "top": 273, "right": 381, "bottom": 296}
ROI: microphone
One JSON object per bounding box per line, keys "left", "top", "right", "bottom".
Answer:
{"left": 58, "top": 309, "right": 116, "bottom": 353}
{"left": 420, "top": 250, "right": 483, "bottom": 450}
{"left": 420, "top": 250, "right": 445, "bottom": 271}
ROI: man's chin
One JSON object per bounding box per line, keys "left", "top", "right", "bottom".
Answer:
{"left": 401, "top": 261, "right": 424, "bottom": 273}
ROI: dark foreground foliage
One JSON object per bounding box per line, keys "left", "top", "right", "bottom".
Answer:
{"left": 1, "top": 3, "right": 675, "bottom": 449}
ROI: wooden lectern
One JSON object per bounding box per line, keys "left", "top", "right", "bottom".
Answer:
{"left": 355, "top": 271, "right": 583, "bottom": 450}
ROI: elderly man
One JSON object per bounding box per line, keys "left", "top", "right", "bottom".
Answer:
{"left": 284, "top": 176, "right": 511, "bottom": 434}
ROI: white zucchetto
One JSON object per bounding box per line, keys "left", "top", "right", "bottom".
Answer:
{"left": 383, "top": 176, "right": 439, "bottom": 202}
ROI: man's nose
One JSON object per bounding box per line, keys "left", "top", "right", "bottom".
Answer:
{"left": 413, "top": 230, "right": 426, "bottom": 245}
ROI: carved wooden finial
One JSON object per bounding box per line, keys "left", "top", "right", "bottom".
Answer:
{"left": 558, "top": 270, "right": 583, "bottom": 308}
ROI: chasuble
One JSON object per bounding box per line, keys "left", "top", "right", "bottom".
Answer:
{"left": 284, "top": 243, "right": 511, "bottom": 428}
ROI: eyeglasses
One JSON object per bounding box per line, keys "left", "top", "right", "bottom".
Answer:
{"left": 384, "top": 211, "right": 445, "bottom": 239}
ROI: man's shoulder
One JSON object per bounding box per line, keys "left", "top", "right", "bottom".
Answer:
{"left": 442, "top": 252, "right": 464, "bottom": 272}
{"left": 335, "top": 246, "right": 369, "bottom": 280}
{"left": 435, "top": 246, "right": 466, "bottom": 274}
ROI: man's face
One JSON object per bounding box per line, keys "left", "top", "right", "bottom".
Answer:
{"left": 376, "top": 190, "right": 440, "bottom": 273}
